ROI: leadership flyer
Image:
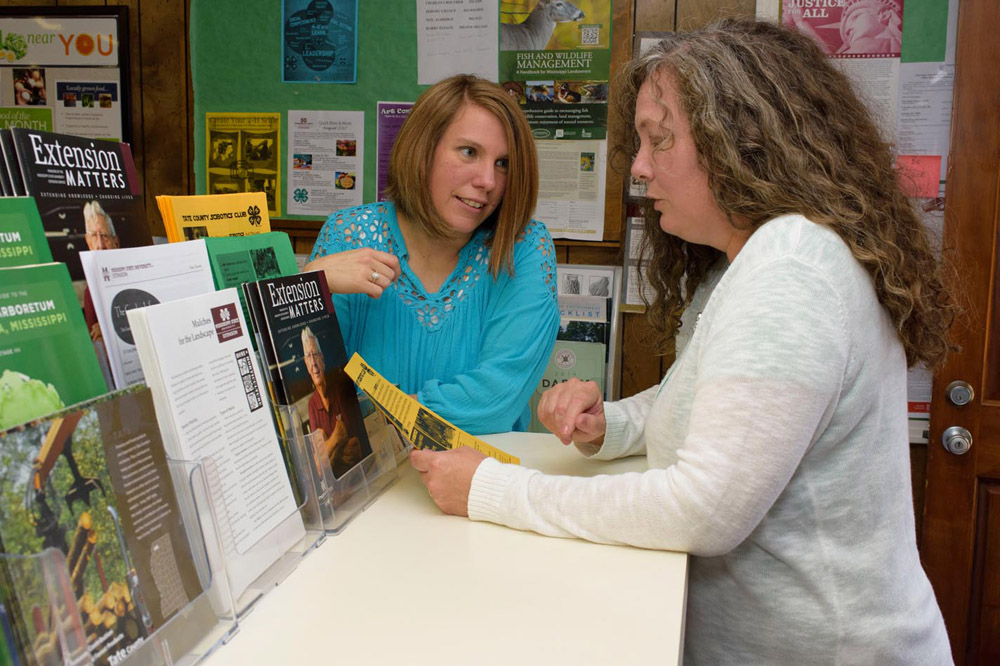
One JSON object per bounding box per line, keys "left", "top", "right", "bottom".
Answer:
{"left": 282, "top": 0, "right": 358, "bottom": 83}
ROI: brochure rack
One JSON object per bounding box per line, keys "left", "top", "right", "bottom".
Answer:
{"left": 0, "top": 457, "right": 240, "bottom": 666}
{"left": 117, "top": 458, "right": 239, "bottom": 665}
{"left": 173, "top": 425, "right": 326, "bottom": 620}
{"left": 282, "top": 395, "right": 403, "bottom": 535}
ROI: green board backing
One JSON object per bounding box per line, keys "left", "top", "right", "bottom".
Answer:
{"left": 191, "top": 0, "right": 427, "bottom": 220}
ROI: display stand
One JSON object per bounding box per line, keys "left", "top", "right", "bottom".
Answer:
{"left": 172, "top": 424, "right": 326, "bottom": 621}
{"left": 285, "top": 395, "right": 403, "bottom": 535}
{"left": 0, "top": 457, "right": 240, "bottom": 666}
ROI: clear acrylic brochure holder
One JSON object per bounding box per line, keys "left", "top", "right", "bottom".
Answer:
{"left": 166, "top": 417, "right": 327, "bottom": 623}
{"left": 282, "top": 394, "right": 401, "bottom": 535}
{"left": 0, "top": 548, "right": 92, "bottom": 666}
{"left": 0, "top": 457, "right": 240, "bottom": 666}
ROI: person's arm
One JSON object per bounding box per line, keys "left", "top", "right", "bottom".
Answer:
{"left": 417, "top": 222, "right": 560, "bottom": 434}
{"left": 467, "top": 257, "right": 851, "bottom": 554}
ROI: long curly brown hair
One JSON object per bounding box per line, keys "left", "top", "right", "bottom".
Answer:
{"left": 610, "top": 18, "right": 956, "bottom": 369}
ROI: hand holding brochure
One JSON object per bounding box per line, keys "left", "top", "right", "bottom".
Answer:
{"left": 343, "top": 353, "right": 519, "bottom": 465}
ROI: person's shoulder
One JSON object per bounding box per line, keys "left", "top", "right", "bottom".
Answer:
{"left": 741, "top": 215, "right": 853, "bottom": 266}
{"left": 735, "top": 214, "right": 868, "bottom": 294}
{"left": 317, "top": 202, "right": 396, "bottom": 250}
{"left": 513, "top": 218, "right": 555, "bottom": 254}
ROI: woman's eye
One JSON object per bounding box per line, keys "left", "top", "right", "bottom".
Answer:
{"left": 495, "top": 157, "right": 509, "bottom": 170}
{"left": 459, "top": 146, "right": 475, "bottom": 158}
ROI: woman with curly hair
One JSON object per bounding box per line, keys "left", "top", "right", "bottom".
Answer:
{"left": 411, "top": 18, "right": 954, "bottom": 664}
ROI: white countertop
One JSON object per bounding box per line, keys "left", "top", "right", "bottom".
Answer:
{"left": 200, "top": 432, "right": 688, "bottom": 665}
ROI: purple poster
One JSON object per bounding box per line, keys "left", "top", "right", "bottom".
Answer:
{"left": 376, "top": 101, "right": 413, "bottom": 201}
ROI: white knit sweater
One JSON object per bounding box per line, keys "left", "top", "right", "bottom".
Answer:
{"left": 469, "top": 215, "right": 952, "bottom": 665}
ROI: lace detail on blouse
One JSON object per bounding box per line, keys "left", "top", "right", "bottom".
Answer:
{"left": 313, "top": 203, "right": 557, "bottom": 331}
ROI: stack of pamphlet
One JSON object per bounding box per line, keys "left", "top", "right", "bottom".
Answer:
{"left": 156, "top": 192, "right": 271, "bottom": 243}
{"left": 128, "top": 288, "right": 305, "bottom": 599}
{"left": 8, "top": 128, "right": 152, "bottom": 282}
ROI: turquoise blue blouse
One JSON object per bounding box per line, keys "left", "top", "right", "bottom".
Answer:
{"left": 309, "top": 202, "right": 559, "bottom": 433}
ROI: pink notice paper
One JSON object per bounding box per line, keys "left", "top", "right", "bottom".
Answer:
{"left": 896, "top": 155, "right": 942, "bottom": 198}
{"left": 782, "top": 0, "right": 904, "bottom": 58}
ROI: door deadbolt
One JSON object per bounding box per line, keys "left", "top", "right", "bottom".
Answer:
{"left": 945, "top": 380, "right": 974, "bottom": 406}
{"left": 941, "top": 426, "right": 972, "bottom": 455}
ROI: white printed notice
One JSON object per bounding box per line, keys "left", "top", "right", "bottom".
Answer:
{"left": 79, "top": 239, "right": 216, "bottom": 390}
{"left": 287, "top": 109, "right": 364, "bottom": 216}
{"left": 416, "top": 0, "right": 498, "bottom": 85}
{"left": 533, "top": 139, "right": 606, "bottom": 240}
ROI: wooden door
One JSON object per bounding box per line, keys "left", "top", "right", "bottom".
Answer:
{"left": 921, "top": 0, "right": 1000, "bottom": 663}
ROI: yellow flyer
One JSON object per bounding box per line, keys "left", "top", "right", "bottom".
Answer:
{"left": 206, "top": 112, "right": 281, "bottom": 218}
{"left": 344, "top": 353, "right": 520, "bottom": 465}
{"left": 156, "top": 192, "right": 271, "bottom": 243}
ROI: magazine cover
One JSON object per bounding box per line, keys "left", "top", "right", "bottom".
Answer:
{"left": 10, "top": 128, "right": 151, "bottom": 281}
{"left": 0, "top": 197, "right": 53, "bottom": 268}
{"left": 0, "top": 387, "right": 204, "bottom": 666}
{"left": 0, "top": 262, "right": 107, "bottom": 430}
{"left": 253, "top": 271, "right": 371, "bottom": 480}
{"left": 204, "top": 231, "right": 299, "bottom": 340}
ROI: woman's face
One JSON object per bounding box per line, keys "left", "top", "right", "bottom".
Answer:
{"left": 428, "top": 102, "right": 509, "bottom": 240}
{"left": 630, "top": 71, "right": 749, "bottom": 261}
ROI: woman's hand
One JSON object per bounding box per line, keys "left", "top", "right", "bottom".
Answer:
{"left": 536, "top": 378, "right": 606, "bottom": 446}
{"left": 409, "top": 447, "right": 487, "bottom": 516}
{"left": 304, "top": 248, "right": 401, "bottom": 299}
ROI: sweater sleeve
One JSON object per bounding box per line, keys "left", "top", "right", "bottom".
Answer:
{"left": 468, "top": 257, "right": 850, "bottom": 554}
{"left": 587, "top": 382, "right": 660, "bottom": 459}
{"left": 418, "top": 222, "right": 560, "bottom": 434}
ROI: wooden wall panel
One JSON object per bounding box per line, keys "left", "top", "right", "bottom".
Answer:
{"left": 135, "top": 0, "right": 192, "bottom": 235}
{"left": 636, "top": 2, "right": 674, "bottom": 30}
{"left": 676, "top": 0, "right": 755, "bottom": 29}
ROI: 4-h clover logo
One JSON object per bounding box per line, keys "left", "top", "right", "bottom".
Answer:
{"left": 220, "top": 307, "right": 231, "bottom": 321}
{"left": 294, "top": 188, "right": 308, "bottom": 203}
{"left": 247, "top": 204, "right": 262, "bottom": 226}
{"left": 285, "top": 55, "right": 298, "bottom": 72}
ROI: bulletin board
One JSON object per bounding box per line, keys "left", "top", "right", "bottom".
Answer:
{"left": 190, "top": 0, "right": 426, "bottom": 221}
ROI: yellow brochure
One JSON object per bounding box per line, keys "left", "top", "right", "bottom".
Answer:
{"left": 156, "top": 192, "right": 271, "bottom": 243}
{"left": 344, "top": 353, "right": 519, "bottom": 465}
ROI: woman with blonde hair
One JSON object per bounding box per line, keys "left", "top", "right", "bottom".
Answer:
{"left": 306, "top": 74, "right": 559, "bottom": 434}
{"left": 411, "top": 19, "right": 954, "bottom": 664}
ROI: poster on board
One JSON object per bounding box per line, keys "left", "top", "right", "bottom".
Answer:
{"left": 498, "top": 0, "right": 611, "bottom": 140}
{"left": 287, "top": 109, "right": 363, "bottom": 215}
{"left": 282, "top": 0, "right": 358, "bottom": 83}
{"left": 375, "top": 101, "right": 412, "bottom": 202}
{"left": 0, "top": 8, "right": 130, "bottom": 141}
{"left": 206, "top": 113, "right": 282, "bottom": 218}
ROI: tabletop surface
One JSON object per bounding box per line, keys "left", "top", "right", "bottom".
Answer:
{"left": 199, "top": 432, "right": 689, "bottom": 666}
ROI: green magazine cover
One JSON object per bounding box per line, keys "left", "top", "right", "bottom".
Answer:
{"left": 0, "top": 262, "right": 107, "bottom": 430}
{"left": 0, "top": 198, "right": 53, "bottom": 269}
{"left": 203, "top": 231, "right": 299, "bottom": 341}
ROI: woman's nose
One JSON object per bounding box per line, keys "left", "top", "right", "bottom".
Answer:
{"left": 472, "top": 161, "right": 497, "bottom": 190}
